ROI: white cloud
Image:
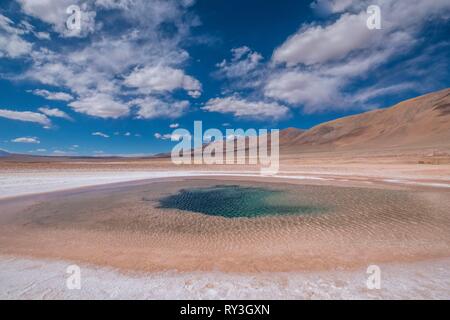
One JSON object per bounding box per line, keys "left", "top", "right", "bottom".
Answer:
{"left": 92, "top": 132, "right": 110, "bottom": 138}
{"left": 353, "top": 83, "right": 419, "bottom": 104}
{"left": 266, "top": 31, "right": 413, "bottom": 112}
{"left": 69, "top": 94, "right": 129, "bottom": 118}
{"left": 35, "top": 31, "right": 51, "bottom": 40}
{"left": 31, "top": 89, "right": 74, "bottom": 101}
{"left": 26, "top": 56, "right": 118, "bottom": 98}
{"left": 155, "top": 132, "right": 190, "bottom": 141}
{"left": 18, "top": 20, "right": 52, "bottom": 40}
{"left": 266, "top": 0, "right": 450, "bottom": 112}
{"left": 169, "top": 123, "right": 179, "bottom": 128}
{"left": 216, "top": 46, "right": 263, "bottom": 78}
{"left": 132, "top": 97, "right": 189, "bottom": 119}
{"left": 0, "top": 109, "right": 51, "bottom": 126}
{"left": 273, "top": 12, "right": 373, "bottom": 67}
{"left": 264, "top": 71, "right": 342, "bottom": 112}
{"left": 38, "top": 107, "right": 72, "bottom": 120}
{"left": 0, "top": 14, "right": 23, "bottom": 34}
{"left": 214, "top": 46, "right": 265, "bottom": 90}
{"left": 203, "top": 97, "right": 289, "bottom": 120}
{"left": 0, "top": 33, "right": 32, "bottom": 58}
{"left": 16, "top": 2, "right": 202, "bottom": 121}
{"left": 312, "top": 0, "right": 450, "bottom": 19}
{"left": 17, "top": 0, "right": 96, "bottom": 38}
{"left": 154, "top": 133, "right": 169, "bottom": 140}
{"left": 124, "top": 65, "right": 202, "bottom": 97}
{"left": 188, "top": 90, "right": 202, "bottom": 98}
{"left": 0, "top": 14, "right": 32, "bottom": 58}
{"left": 12, "top": 137, "right": 40, "bottom": 144}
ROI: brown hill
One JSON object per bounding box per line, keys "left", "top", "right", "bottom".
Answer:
{"left": 280, "top": 88, "right": 450, "bottom": 154}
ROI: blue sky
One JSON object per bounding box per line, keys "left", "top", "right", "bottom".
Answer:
{"left": 0, "top": 0, "right": 449, "bottom": 156}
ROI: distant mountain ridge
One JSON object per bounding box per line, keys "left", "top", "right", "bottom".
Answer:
{"left": 0, "top": 149, "right": 10, "bottom": 157}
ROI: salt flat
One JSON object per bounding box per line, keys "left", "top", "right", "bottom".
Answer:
{"left": 1, "top": 256, "right": 449, "bottom": 300}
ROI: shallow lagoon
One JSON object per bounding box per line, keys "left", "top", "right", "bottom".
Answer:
{"left": 158, "top": 185, "right": 325, "bottom": 218}
{"left": 1, "top": 178, "right": 450, "bottom": 273}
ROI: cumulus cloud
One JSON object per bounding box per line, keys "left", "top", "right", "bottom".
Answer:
{"left": 203, "top": 97, "right": 289, "bottom": 120}
{"left": 216, "top": 46, "right": 263, "bottom": 78}
{"left": 0, "top": 109, "right": 51, "bottom": 126}
{"left": 69, "top": 94, "right": 129, "bottom": 118}
{"left": 273, "top": 12, "right": 373, "bottom": 67}
{"left": 169, "top": 123, "right": 180, "bottom": 128}
{"left": 92, "top": 132, "right": 110, "bottom": 138}
{"left": 16, "top": 0, "right": 96, "bottom": 38}
{"left": 38, "top": 107, "right": 72, "bottom": 120}
{"left": 266, "top": 0, "right": 450, "bottom": 112}
{"left": 124, "top": 65, "right": 202, "bottom": 97}
{"left": 34, "top": 31, "right": 51, "bottom": 40}
{"left": 214, "top": 46, "right": 266, "bottom": 91}
{"left": 31, "top": 89, "right": 74, "bottom": 102}
{"left": 264, "top": 71, "right": 342, "bottom": 112}
{"left": 12, "top": 137, "right": 40, "bottom": 144}
{"left": 132, "top": 98, "right": 190, "bottom": 119}
{"left": 0, "top": 14, "right": 32, "bottom": 58}
{"left": 12, "top": 1, "right": 202, "bottom": 120}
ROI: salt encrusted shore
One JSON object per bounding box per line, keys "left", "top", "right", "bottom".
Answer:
{"left": 1, "top": 168, "right": 449, "bottom": 200}
{"left": 1, "top": 255, "right": 449, "bottom": 300}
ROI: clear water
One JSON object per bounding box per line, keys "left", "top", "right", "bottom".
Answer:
{"left": 157, "top": 185, "right": 325, "bottom": 218}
